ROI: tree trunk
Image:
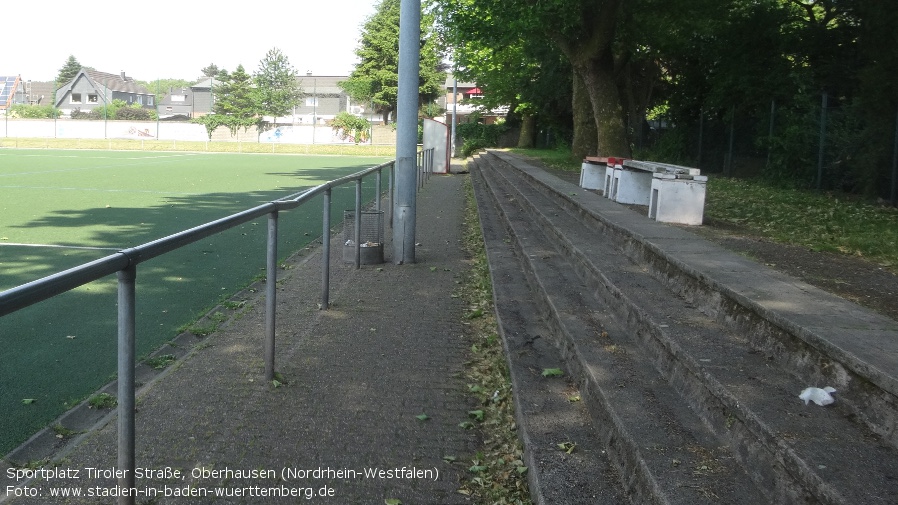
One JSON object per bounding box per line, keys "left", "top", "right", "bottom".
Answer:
{"left": 571, "top": 71, "right": 598, "bottom": 160}
{"left": 517, "top": 114, "right": 536, "bottom": 148}
{"left": 577, "top": 51, "right": 631, "bottom": 158}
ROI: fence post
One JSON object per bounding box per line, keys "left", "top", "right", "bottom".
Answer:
{"left": 355, "top": 179, "right": 362, "bottom": 269}
{"left": 767, "top": 99, "right": 776, "bottom": 170}
{"left": 116, "top": 265, "right": 137, "bottom": 505}
{"left": 697, "top": 109, "right": 704, "bottom": 169}
{"left": 725, "top": 105, "right": 735, "bottom": 177}
{"left": 817, "top": 92, "right": 828, "bottom": 191}
{"left": 891, "top": 105, "right": 898, "bottom": 207}
{"left": 265, "top": 210, "right": 278, "bottom": 381}
{"left": 322, "top": 188, "right": 331, "bottom": 309}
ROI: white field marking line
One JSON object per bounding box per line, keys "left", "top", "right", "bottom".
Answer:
{"left": 0, "top": 242, "right": 121, "bottom": 251}
{"left": 0, "top": 154, "right": 202, "bottom": 178}
{"left": 0, "top": 153, "right": 199, "bottom": 160}
{"left": 0, "top": 184, "right": 199, "bottom": 195}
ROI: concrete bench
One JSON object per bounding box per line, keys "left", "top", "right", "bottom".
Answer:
{"left": 648, "top": 172, "right": 708, "bottom": 225}
{"left": 612, "top": 160, "right": 706, "bottom": 225}
{"left": 579, "top": 156, "right": 608, "bottom": 191}
{"left": 610, "top": 159, "right": 700, "bottom": 207}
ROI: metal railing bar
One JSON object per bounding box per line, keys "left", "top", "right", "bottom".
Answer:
{"left": 0, "top": 254, "right": 130, "bottom": 317}
{"left": 123, "top": 203, "right": 278, "bottom": 265}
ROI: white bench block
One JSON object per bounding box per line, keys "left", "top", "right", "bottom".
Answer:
{"left": 613, "top": 168, "right": 653, "bottom": 205}
{"left": 604, "top": 165, "right": 620, "bottom": 199}
{"left": 579, "top": 162, "right": 606, "bottom": 190}
{"left": 648, "top": 174, "right": 707, "bottom": 225}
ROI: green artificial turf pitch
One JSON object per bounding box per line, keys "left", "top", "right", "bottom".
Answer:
{"left": 0, "top": 149, "right": 390, "bottom": 455}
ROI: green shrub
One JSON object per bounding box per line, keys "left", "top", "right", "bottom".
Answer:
{"left": 8, "top": 104, "right": 59, "bottom": 119}
{"left": 331, "top": 111, "right": 371, "bottom": 144}
{"left": 461, "top": 139, "right": 490, "bottom": 157}
{"left": 457, "top": 121, "right": 509, "bottom": 157}
{"left": 115, "top": 106, "right": 153, "bottom": 121}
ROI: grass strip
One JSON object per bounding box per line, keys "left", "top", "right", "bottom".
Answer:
{"left": 457, "top": 174, "right": 532, "bottom": 504}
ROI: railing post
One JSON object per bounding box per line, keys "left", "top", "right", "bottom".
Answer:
{"left": 354, "top": 179, "right": 362, "bottom": 269}
{"left": 322, "top": 188, "right": 331, "bottom": 309}
{"left": 389, "top": 161, "right": 395, "bottom": 229}
{"left": 418, "top": 151, "right": 423, "bottom": 190}
{"left": 116, "top": 265, "right": 137, "bottom": 505}
{"left": 265, "top": 210, "right": 278, "bottom": 381}
{"left": 375, "top": 168, "right": 382, "bottom": 214}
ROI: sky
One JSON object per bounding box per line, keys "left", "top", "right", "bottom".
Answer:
{"left": 3, "top": 0, "right": 378, "bottom": 83}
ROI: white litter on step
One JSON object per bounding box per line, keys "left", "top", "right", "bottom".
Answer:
{"left": 799, "top": 386, "right": 837, "bottom": 406}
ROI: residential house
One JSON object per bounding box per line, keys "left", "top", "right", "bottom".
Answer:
{"left": 0, "top": 76, "right": 20, "bottom": 109}
{"left": 442, "top": 74, "right": 508, "bottom": 125}
{"left": 290, "top": 74, "right": 356, "bottom": 124}
{"left": 158, "top": 86, "right": 196, "bottom": 119}
{"left": 1, "top": 76, "right": 66, "bottom": 110}
{"left": 162, "top": 73, "right": 363, "bottom": 123}
{"left": 54, "top": 69, "right": 154, "bottom": 116}
{"left": 187, "top": 78, "right": 214, "bottom": 116}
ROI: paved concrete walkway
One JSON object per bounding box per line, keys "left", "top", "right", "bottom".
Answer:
{"left": 3, "top": 170, "right": 477, "bottom": 504}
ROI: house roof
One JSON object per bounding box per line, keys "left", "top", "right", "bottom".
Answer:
{"left": 26, "top": 81, "right": 55, "bottom": 105}
{"left": 188, "top": 75, "right": 348, "bottom": 96}
{"left": 297, "top": 75, "right": 346, "bottom": 95}
{"left": 83, "top": 70, "right": 150, "bottom": 94}
{"left": 0, "top": 77, "right": 55, "bottom": 107}
{"left": 0, "top": 76, "right": 19, "bottom": 107}
{"left": 191, "top": 78, "right": 213, "bottom": 89}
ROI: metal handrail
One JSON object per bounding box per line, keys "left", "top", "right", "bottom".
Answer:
{"left": 0, "top": 148, "right": 435, "bottom": 504}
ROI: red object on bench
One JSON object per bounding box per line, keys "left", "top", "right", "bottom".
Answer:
{"left": 584, "top": 156, "right": 630, "bottom": 166}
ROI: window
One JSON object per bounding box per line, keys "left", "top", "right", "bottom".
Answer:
{"left": 87, "top": 94, "right": 98, "bottom": 103}
{"left": 148, "top": 96, "right": 154, "bottom": 106}
{"left": 166, "top": 106, "right": 173, "bottom": 112}
{"left": 137, "top": 95, "right": 143, "bottom": 105}
{"left": 171, "top": 95, "right": 185, "bottom": 102}
{"left": 71, "top": 93, "right": 82, "bottom": 104}
{"left": 306, "top": 97, "right": 318, "bottom": 107}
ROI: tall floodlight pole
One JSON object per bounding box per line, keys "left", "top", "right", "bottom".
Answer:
{"left": 393, "top": 0, "right": 421, "bottom": 264}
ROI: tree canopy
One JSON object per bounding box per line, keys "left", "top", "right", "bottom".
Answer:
{"left": 436, "top": 0, "right": 898, "bottom": 195}
{"left": 254, "top": 48, "right": 303, "bottom": 130}
{"left": 55, "top": 55, "right": 82, "bottom": 89}
{"left": 341, "top": 0, "right": 445, "bottom": 124}
{"left": 201, "top": 64, "right": 220, "bottom": 78}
